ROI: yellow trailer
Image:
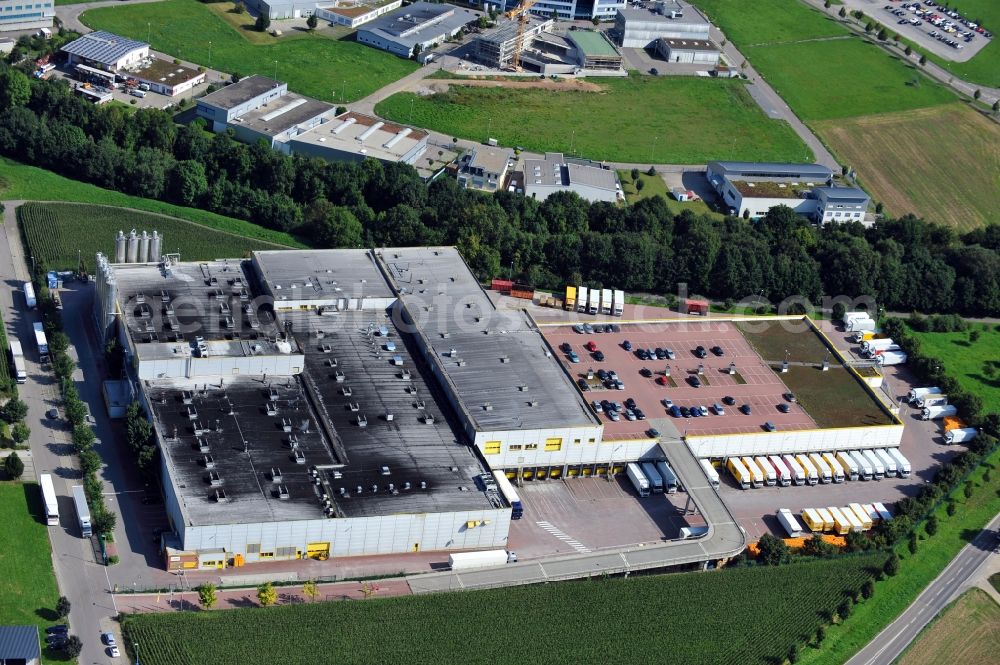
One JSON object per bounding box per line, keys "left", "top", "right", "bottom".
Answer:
{"left": 564, "top": 285, "right": 577, "bottom": 312}
{"left": 726, "top": 457, "right": 751, "bottom": 490}
{"left": 848, "top": 503, "right": 873, "bottom": 530}
{"left": 826, "top": 507, "right": 852, "bottom": 535}
{"left": 816, "top": 508, "right": 835, "bottom": 532}
{"left": 801, "top": 508, "right": 825, "bottom": 532}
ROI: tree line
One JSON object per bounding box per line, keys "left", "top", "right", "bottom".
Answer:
{"left": 0, "top": 64, "right": 998, "bottom": 315}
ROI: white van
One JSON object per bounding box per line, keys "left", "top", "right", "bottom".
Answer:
{"left": 130, "top": 89, "right": 146, "bottom": 98}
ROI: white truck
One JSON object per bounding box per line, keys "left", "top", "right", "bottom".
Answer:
{"left": 861, "top": 338, "right": 895, "bottom": 355}
{"left": 863, "top": 343, "right": 901, "bottom": 359}
{"left": 886, "top": 448, "right": 911, "bottom": 477}
{"left": 655, "top": 460, "right": 679, "bottom": 494}
{"left": 876, "top": 350, "right": 907, "bottom": 366}
{"left": 626, "top": 462, "right": 650, "bottom": 497}
{"left": 576, "top": 286, "right": 588, "bottom": 313}
{"left": 641, "top": 462, "right": 664, "bottom": 494}
{"left": 873, "top": 448, "right": 898, "bottom": 477}
{"left": 822, "top": 452, "right": 845, "bottom": 483}
{"left": 849, "top": 450, "right": 874, "bottom": 480}
{"left": 23, "top": 282, "right": 36, "bottom": 309}
{"left": 915, "top": 393, "right": 948, "bottom": 408}
{"left": 922, "top": 404, "right": 958, "bottom": 421}
{"left": 781, "top": 454, "right": 808, "bottom": 486}
{"left": 612, "top": 289, "right": 624, "bottom": 317}
{"left": 753, "top": 456, "right": 777, "bottom": 486}
{"left": 842, "top": 311, "right": 871, "bottom": 327}
{"left": 836, "top": 451, "right": 860, "bottom": 481}
{"left": 861, "top": 449, "right": 886, "bottom": 479}
{"left": 808, "top": 453, "right": 833, "bottom": 484}
{"left": 846, "top": 316, "right": 877, "bottom": 333}
{"left": 33, "top": 322, "right": 49, "bottom": 363}
{"left": 767, "top": 455, "right": 791, "bottom": 487}
{"left": 600, "top": 288, "right": 613, "bottom": 316}
{"left": 777, "top": 508, "right": 804, "bottom": 538}
{"left": 8, "top": 340, "right": 26, "bottom": 384}
{"left": 945, "top": 427, "right": 978, "bottom": 444}
{"left": 72, "top": 484, "right": 91, "bottom": 538}
{"left": 699, "top": 459, "right": 720, "bottom": 490}
{"left": 448, "top": 550, "right": 517, "bottom": 570}
{"left": 679, "top": 525, "right": 709, "bottom": 539}
{"left": 908, "top": 386, "right": 941, "bottom": 404}
{"left": 587, "top": 288, "right": 599, "bottom": 315}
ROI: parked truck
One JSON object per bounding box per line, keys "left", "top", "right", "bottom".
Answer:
{"left": 849, "top": 450, "right": 874, "bottom": 480}
{"left": 864, "top": 343, "right": 901, "bottom": 359}
{"left": 836, "top": 451, "right": 860, "bottom": 481}
{"left": 808, "top": 453, "right": 833, "bottom": 484}
{"left": 576, "top": 286, "right": 588, "bottom": 314}
{"left": 8, "top": 340, "right": 26, "bottom": 384}
{"left": 846, "top": 317, "right": 877, "bottom": 333}
{"left": 945, "top": 427, "right": 978, "bottom": 444}
{"left": 699, "top": 458, "right": 720, "bottom": 489}
{"left": 796, "top": 454, "right": 820, "bottom": 486}
{"left": 726, "top": 457, "right": 751, "bottom": 490}
{"left": 782, "top": 454, "right": 807, "bottom": 486}
{"left": 72, "top": 484, "right": 91, "bottom": 538}
{"left": 827, "top": 507, "right": 852, "bottom": 535}
{"left": 873, "top": 502, "right": 893, "bottom": 521}
{"left": 741, "top": 456, "right": 764, "bottom": 488}
{"left": 23, "top": 282, "right": 36, "bottom": 309}
{"left": 777, "top": 508, "right": 804, "bottom": 538}
{"left": 861, "top": 338, "right": 896, "bottom": 355}
{"left": 753, "top": 456, "right": 777, "bottom": 486}
{"left": 851, "top": 329, "right": 885, "bottom": 343}
{"left": 641, "top": 462, "right": 664, "bottom": 494}
{"left": 922, "top": 404, "right": 958, "bottom": 421}
{"left": 600, "top": 288, "right": 612, "bottom": 316}
{"left": 680, "top": 525, "right": 709, "bottom": 539}
{"left": 587, "top": 288, "right": 599, "bottom": 315}
{"left": 822, "top": 452, "right": 845, "bottom": 483}
{"left": 873, "top": 448, "right": 898, "bottom": 477}
{"left": 626, "top": 462, "right": 650, "bottom": 497}
{"left": 816, "top": 508, "right": 835, "bottom": 532}
{"left": 876, "top": 350, "right": 908, "bottom": 366}
{"left": 448, "top": 550, "right": 517, "bottom": 570}
{"left": 839, "top": 505, "right": 864, "bottom": 532}
{"left": 768, "top": 455, "right": 791, "bottom": 487}
{"left": 842, "top": 311, "right": 871, "bottom": 327}
{"left": 908, "top": 386, "right": 942, "bottom": 404}
{"left": 655, "top": 460, "right": 678, "bottom": 494}
{"left": 564, "top": 285, "right": 577, "bottom": 312}
{"left": 33, "top": 322, "right": 49, "bottom": 363}
{"left": 612, "top": 289, "right": 624, "bottom": 317}
{"left": 801, "top": 508, "right": 825, "bottom": 532}
{"left": 915, "top": 393, "right": 948, "bottom": 408}
{"left": 885, "top": 448, "right": 911, "bottom": 477}
{"left": 848, "top": 503, "right": 873, "bottom": 530}
{"left": 861, "top": 449, "right": 886, "bottom": 478}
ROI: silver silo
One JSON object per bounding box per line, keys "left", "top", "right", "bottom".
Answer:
{"left": 114, "top": 231, "right": 127, "bottom": 264}
{"left": 138, "top": 231, "right": 150, "bottom": 263}
{"left": 150, "top": 231, "right": 162, "bottom": 262}
{"left": 126, "top": 229, "right": 139, "bottom": 263}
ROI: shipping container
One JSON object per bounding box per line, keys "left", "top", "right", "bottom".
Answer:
{"left": 808, "top": 453, "right": 833, "bottom": 484}
{"left": 816, "top": 508, "right": 835, "bottom": 532}
{"left": 612, "top": 289, "right": 624, "bottom": 316}
{"left": 656, "top": 460, "right": 679, "bottom": 494}
{"left": 40, "top": 473, "right": 59, "bottom": 526}
{"left": 768, "top": 455, "right": 791, "bottom": 487}
{"left": 577, "top": 286, "right": 589, "bottom": 313}
{"left": 72, "top": 484, "right": 91, "bottom": 538}
{"left": 510, "top": 283, "right": 534, "bottom": 300}
{"left": 826, "top": 507, "right": 852, "bottom": 535}
{"left": 753, "top": 456, "right": 777, "bottom": 486}
{"left": 907, "top": 386, "right": 941, "bottom": 403}
{"left": 945, "top": 427, "right": 978, "bottom": 444}
{"left": 861, "top": 450, "right": 886, "bottom": 478}
{"left": 782, "top": 454, "right": 808, "bottom": 486}
{"left": 839, "top": 505, "right": 865, "bottom": 532}
{"left": 873, "top": 448, "right": 898, "bottom": 477}
{"left": 490, "top": 278, "right": 513, "bottom": 293}
{"left": 821, "top": 453, "right": 845, "bottom": 483}
{"left": 775, "top": 508, "right": 804, "bottom": 538}
{"left": 862, "top": 503, "right": 880, "bottom": 523}
{"left": 741, "top": 456, "right": 764, "bottom": 488}
{"left": 626, "top": 462, "right": 650, "bottom": 497}
{"left": 849, "top": 450, "right": 874, "bottom": 480}
{"left": 600, "top": 288, "right": 612, "bottom": 315}
{"left": 564, "top": 285, "right": 577, "bottom": 311}
{"left": 641, "top": 462, "right": 664, "bottom": 494}
{"left": 873, "top": 502, "right": 893, "bottom": 521}
{"left": 448, "top": 550, "right": 516, "bottom": 570}
{"left": 801, "top": 508, "right": 825, "bottom": 532}
{"left": 587, "top": 289, "right": 599, "bottom": 315}
{"left": 836, "top": 451, "right": 860, "bottom": 481}
{"left": 726, "top": 457, "right": 751, "bottom": 490}
{"left": 699, "top": 459, "right": 720, "bottom": 489}
{"left": 796, "top": 454, "right": 820, "bottom": 486}
{"left": 848, "top": 503, "right": 873, "bottom": 530}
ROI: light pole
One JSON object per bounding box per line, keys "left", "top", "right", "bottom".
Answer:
{"left": 650, "top": 135, "right": 658, "bottom": 163}
{"left": 135, "top": 642, "right": 140, "bottom": 665}
{"left": 273, "top": 60, "right": 278, "bottom": 80}
{"left": 208, "top": 41, "right": 212, "bottom": 69}
{"left": 30, "top": 255, "right": 34, "bottom": 275}
{"left": 147, "top": 22, "right": 151, "bottom": 43}
{"left": 341, "top": 80, "right": 346, "bottom": 103}
{"left": 487, "top": 117, "right": 492, "bottom": 142}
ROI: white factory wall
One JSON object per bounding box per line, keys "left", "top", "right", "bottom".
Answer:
{"left": 180, "top": 508, "right": 512, "bottom": 559}
{"left": 471, "top": 427, "right": 668, "bottom": 469}
{"left": 687, "top": 424, "right": 904, "bottom": 459}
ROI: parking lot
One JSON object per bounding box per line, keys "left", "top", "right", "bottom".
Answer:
{"left": 43, "top": 61, "right": 224, "bottom": 111}
{"left": 542, "top": 320, "right": 817, "bottom": 440}
{"left": 508, "top": 476, "right": 706, "bottom": 558}
{"left": 852, "top": 0, "right": 994, "bottom": 61}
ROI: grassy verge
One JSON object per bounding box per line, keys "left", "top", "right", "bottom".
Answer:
{"left": 907, "top": 324, "right": 1000, "bottom": 414}
{"left": 799, "top": 444, "right": 1000, "bottom": 665}
{"left": 895, "top": 588, "right": 1000, "bottom": 665}
{"left": 694, "top": 0, "right": 845, "bottom": 45}
{"left": 618, "top": 170, "right": 725, "bottom": 219}
{"left": 123, "top": 553, "right": 885, "bottom": 665}
{"left": 0, "top": 483, "right": 65, "bottom": 663}
{"left": 376, "top": 74, "right": 813, "bottom": 163}
{"left": 0, "top": 158, "right": 305, "bottom": 248}
{"left": 80, "top": 0, "right": 417, "bottom": 102}
{"left": 17, "top": 202, "right": 294, "bottom": 272}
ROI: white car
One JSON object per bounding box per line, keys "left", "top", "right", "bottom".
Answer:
{"left": 109, "top": 646, "right": 120, "bottom": 658}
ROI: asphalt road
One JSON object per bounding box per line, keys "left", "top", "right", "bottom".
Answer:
{"left": 845, "top": 511, "right": 1000, "bottom": 665}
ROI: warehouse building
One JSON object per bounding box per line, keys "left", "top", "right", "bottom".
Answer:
{"left": 0, "top": 0, "right": 53, "bottom": 33}
{"left": 523, "top": 153, "right": 622, "bottom": 203}
{"left": 315, "top": 0, "right": 402, "bottom": 27}
{"left": 567, "top": 30, "right": 623, "bottom": 70}
{"left": 61, "top": 30, "right": 149, "bottom": 71}
{"left": 356, "top": 2, "right": 480, "bottom": 58}
{"left": 0, "top": 626, "right": 41, "bottom": 665}
{"left": 243, "top": 0, "right": 315, "bottom": 20}
{"left": 289, "top": 112, "right": 428, "bottom": 166}
{"left": 128, "top": 59, "right": 207, "bottom": 97}
{"left": 706, "top": 161, "right": 870, "bottom": 223}
{"left": 655, "top": 37, "right": 719, "bottom": 64}
{"left": 227, "top": 92, "right": 335, "bottom": 150}
{"left": 196, "top": 75, "right": 287, "bottom": 132}
{"left": 611, "top": 3, "right": 709, "bottom": 49}
{"left": 527, "top": 0, "right": 623, "bottom": 21}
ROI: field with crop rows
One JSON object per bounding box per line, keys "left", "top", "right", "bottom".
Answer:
{"left": 122, "top": 554, "right": 885, "bottom": 665}
{"left": 17, "top": 203, "right": 292, "bottom": 273}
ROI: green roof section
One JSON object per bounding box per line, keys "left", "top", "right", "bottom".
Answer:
{"left": 570, "top": 30, "right": 619, "bottom": 57}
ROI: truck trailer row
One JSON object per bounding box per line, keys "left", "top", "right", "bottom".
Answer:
{"left": 719, "top": 447, "right": 911, "bottom": 489}
{"left": 564, "top": 285, "right": 625, "bottom": 317}
{"left": 798, "top": 502, "right": 891, "bottom": 536}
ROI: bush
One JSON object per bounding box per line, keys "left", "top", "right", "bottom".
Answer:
{"left": 925, "top": 515, "right": 938, "bottom": 536}
{"left": 107, "top": 555, "right": 119, "bottom": 565}
{"left": 884, "top": 553, "right": 900, "bottom": 576}
{"left": 255, "top": 13, "right": 270, "bottom": 32}
{"left": 79, "top": 448, "right": 101, "bottom": 475}
{"left": 10, "top": 421, "right": 29, "bottom": 445}
{"left": 56, "top": 595, "right": 71, "bottom": 618}
{"left": 3, "top": 451, "right": 23, "bottom": 479}
{"left": 0, "top": 398, "right": 28, "bottom": 423}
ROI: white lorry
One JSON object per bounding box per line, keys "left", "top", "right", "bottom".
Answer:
{"left": 448, "top": 550, "right": 517, "bottom": 570}
{"left": 945, "top": 427, "right": 978, "bottom": 444}
{"left": 922, "top": 404, "right": 958, "bottom": 421}
{"left": 777, "top": 508, "right": 804, "bottom": 538}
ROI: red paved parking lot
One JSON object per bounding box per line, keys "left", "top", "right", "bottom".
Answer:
{"left": 543, "top": 321, "right": 817, "bottom": 438}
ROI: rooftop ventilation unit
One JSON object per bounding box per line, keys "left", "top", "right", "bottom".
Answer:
{"left": 381, "top": 466, "right": 391, "bottom": 476}
{"left": 403, "top": 481, "right": 411, "bottom": 490}
{"left": 335, "top": 370, "right": 346, "bottom": 382}
{"left": 348, "top": 402, "right": 360, "bottom": 412}
{"left": 287, "top": 434, "right": 298, "bottom": 449}
{"left": 321, "top": 343, "right": 333, "bottom": 353}
{"left": 500, "top": 355, "right": 510, "bottom": 363}
{"left": 182, "top": 391, "right": 194, "bottom": 405}
{"left": 266, "top": 401, "right": 278, "bottom": 416}
{"left": 268, "top": 387, "right": 279, "bottom": 400}
{"left": 187, "top": 405, "right": 198, "bottom": 420}
{"left": 518, "top": 385, "right": 528, "bottom": 391}
{"left": 414, "top": 399, "right": 425, "bottom": 410}
{"left": 342, "top": 386, "right": 353, "bottom": 396}
{"left": 196, "top": 437, "right": 209, "bottom": 453}
{"left": 483, "top": 402, "right": 493, "bottom": 411}
{"left": 420, "top": 481, "right": 427, "bottom": 489}
{"left": 528, "top": 400, "right": 539, "bottom": 407}
{"left": 325, "top": 358, "right": 338, "bottom": 367}
{"left": 384, "top": 413, "right": 393, "bottom": 421}
{"left": 282, "top": 417, "right": 293, "bottom": 432}
{"left": 422, "top": 414, "right": 435, "bottom": 424}
{"left": 357, "top": 414, "right": 368, "bottom": 427}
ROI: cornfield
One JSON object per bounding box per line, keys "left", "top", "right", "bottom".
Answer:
{"left": 123, "top": 553, "right": 885, "bottom": 665}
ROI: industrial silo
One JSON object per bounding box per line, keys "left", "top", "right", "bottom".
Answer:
{"left": 126, "top": 229, "right": 139, "bottom": 263}
{"left": 114, "top": 231, "right": 127, "bottom": 264}
{"left": 150, "top": 231, "right": 162, "bottom": 262}
{"left": 138, "top": 231, "right": 150, "bottom": 263}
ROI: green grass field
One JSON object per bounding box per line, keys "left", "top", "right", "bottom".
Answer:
{"left": 17, "top": 202, "right": 293, "bottom": 272}
{"left": 694, "top": 0, "right": 846, "bottom": 45}
{"left": 377, "top": 76, "right": 813, "bottom": 163}
{"left": 897, "top": 588, "right": 1000, "bottom": 665}
{"left": 800, "top": 443, "right": 1000, "bottom": 665}
{"left": 618, "top": 171, "right": 724, "bottom": 219}
{"left": 816, "top": 104, "right": 1000, "bottom": 230}
{"left": 908, "top": 325, "right": 1000, "bottom": 414}
{"left": 123, "top": 553, "right": 884, "bottom": 665}
{"left": 81, "top": 0, "right": 417, "bottom": 102}
{"left": 746, "top": 37, "right": 957, "bottom": 121}
{"left": 0, "top": 158, "right": 305, "bottom": 248}
{"left": 0, "top": 483, "right": 63, "bottom": 663}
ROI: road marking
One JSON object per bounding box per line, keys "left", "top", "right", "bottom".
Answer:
{"left": 535, "top": 521, "right": 591, "bottom": 553}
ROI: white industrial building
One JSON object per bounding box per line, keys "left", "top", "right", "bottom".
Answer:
{"left": 528, "top": 0, "right": 624, "bottom": 21}
{"left": 196, "top": 75, "right": 288, "bottom": 133}
{"left": 522, "top": 153, "right": 622, "bottom": 203}
{"left": 61, "top": 31, "right": 149, "bottom": 72}
{"left": 612, "top": 2, "right": 710, "bottom": 49}
{"left": 655, "top": 37, "right": 719, "bottom": 64}
{"left": 128, "top": 58, "right": 207, "bottom": 97}
{"left": 288, "top": 112, "right": 429, "bottom": 166}
{"left": 356, "top": 2, "right": 480, "bottom": 58}
{"left": 0, "top": 0, "right": 53, "bottom": 33}
{"left": 315, "top": 0, "right": 402, "bottom": 27}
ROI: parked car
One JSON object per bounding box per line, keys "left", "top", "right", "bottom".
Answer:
{"left": 614, "top": 380, "right": 625, "bottom": 390}
{"left": 712, "top": 402, "right": 725, "bottom": 415}
{"left": 711, "top": 345, "right": 724, "bottom": 356}
{"left": 635, "top": 408, "right": 646, "bottom": 420}
{"left": 576, "top": 378, "right": 589, "bottom": 391}
{"left": 763, "top": 421, "right": 777, "bottom": 432}
{"left": 591, "top": 400, "right": 603, "bottom": 413}
{"left": 697, "top": 406, "right": 709, "bottom": 417}
{"left": 665, "top": 348, "right": 676, "bottom": 359}
{"left": 583, "top": 324, "right": 594, "bottom": 334}
{"left": 777, "top": 403, "right": 790, "bottom": 413}
{"left": 585, "top": 341, "right": 598, "bottom": 352}
{"left": 739, "top": 404, "right": 752, "bottom": 415}
{"left": 624, "top": 409, "right": 637, "bottom": 421}
{"left": 640, "top": 367, "right": 652, "bottom": 377}
{"left": 622, "top": 340, "right": 633, "bottom": 351}
{"left": 784, "top": 392, "right": 797, "bottom": 402}
{"left": 661, "top": 398, "right": 674, "bottom": 408}
{"left": 647, "top": 427, "right": 660, "bottom": 438}
{"left": 656, "top": 375, "right": 669, "bottom": 385}
{"left": 608, "top": 410, "right": 620, "bottom": 422}
{"left": 573, "top": 324, "right": 585, "bottom": 334}
{"left": 680, "top": 406, "right": 691, "bottom": 418}
{"left": 723, "top": 395, "right": 736, "bottom": 405}
{"left": 593, "top": 351, "right": 605, "bottom": 361}
{"left": 46, "top": 626, "right": 68, "bottom": 635}
{"left": 688, "top": 375, "right": 702, "bottom": 388}
{"left": 102, "top": 633, "right": 117, "bottom": 647}
{"left": 669, "top": 405, "right": 682, "bottom": 418}
{"left": 694, "top": 345, "right": 707, "bottom": 358}
{"left": 560, "top": 342, "right": 572, "bottom": 353}
{"left": 568, "top": 351, "right": 580, "bottom": 363}
{"left": 625, "top": 397, "right": 637, "bottom": 410}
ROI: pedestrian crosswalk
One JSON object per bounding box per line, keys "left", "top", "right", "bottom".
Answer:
{"left": 535, "top": 521, "right": 591, "bottom": 553}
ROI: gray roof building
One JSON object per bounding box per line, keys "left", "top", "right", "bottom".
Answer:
{"left": 523, "top": 153, "right": 620, "bottom": 203}
{"left": 707, "top": 161, "right": 834, "bottom": 181}
{"left": 0, "top": 626, "right": 40, "bottom": 665}
{"left": 61, "top": 30, "right": 149, "bottom": 70}
{"left": 357, "top": 2, "right": 480, "bottom": 57}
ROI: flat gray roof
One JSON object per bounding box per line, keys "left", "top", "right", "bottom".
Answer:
{"left": 660, "top": 37, "right": 717, "bottom": 51}
{"left": 233, "top": 93, "right": 334, "bottom": 137}
{"left": 568, "top": 162, "right": 617, "bottom": 191}
{"left": 198, "top": 75, "right": 284, "bottom": 111}
{"left": 378, "top": 246, "right": 600, "bottom": 432}
{"left": 283, "top": 309, "right": 495, "bottom": 516}
{"left": 523, "top": 154, "right": 617, "bottom": 192}
{"left": 467, "top": 146, "right": 513, "bottom": 175}
{"left": 360, "top": 2, "right": 479, "bottom": 49}
{"left": 617, "top": 6, "right": 707, "bottom": 25}
{"left": 253, "top": 249, "right": 395, "bottom": 303}
{"left": 291, "top": 112, "right": 428, "bottom": 163}
{"left": 0, "top": 626, "right": 39, "bottom": 661}
{"left": 709, "top": 161, "right": 833, "bottom": 180}
{"left": 61, "top": 31, "right": 147, "bottom": 66}
{"left": 814, "top": 186, "right": 870, "bottom": 202}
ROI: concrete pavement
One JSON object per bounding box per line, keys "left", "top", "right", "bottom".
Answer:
{"left": 845, "top": 511, "right": 1000, "bottom": 665}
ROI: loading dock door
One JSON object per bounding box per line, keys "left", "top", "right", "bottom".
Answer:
{"left": 306, "top": 542, "right": 330, "bottom": 560}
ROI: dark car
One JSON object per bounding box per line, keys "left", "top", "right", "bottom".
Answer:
{"left": 622, "top": 340, "right": 633, "bottom": 351}
{"left": 610, "top": 324, "right": 621, "bottom": 333}
{"left": 597, "top": 369, "right": 609, "bottom": 381}
{"left": 694, "top": 346, "right": 708, "bottom": 358}
{"left": 669, "top": 405, "right": 682, "bottom": 418}
{"left": 784, "top": 392, "right": 797, "bottom": 403}
{"left": 46, "top": 408, "right": 59, "bottom": 419}
{"left": 688, "top": 375, "right": 702, "bottom": 388}
{"left": 593, "top": 351, "right": 605, "bottom": 362}
{"left": 577, "top": 378, "right": 590, "bottom": 391}
{"left": 680, "top": 406, "right": 691, "bottom": 418}
{"left": 604, "top": 324, "right": 614, "bottom": 333}
{"left": 46, "top": 626, "right": 68, "bottom": 635}
{"left": 647, "top": 427, "right": 660, "bottom": 438}
{"left": 639, "top": 367, "right": 652, "bottom": 377}
{"left": 723, "top": 395, "right": 736, "bottom": 406}
{"left": 739, "top": 404, "right": 752, "bottom": 415}
{"left": 655, "top": 347, "right": 666, "bottom": 360}
{"left": 763, "top": 421, "right": 776, "bottom": 432}
{"left": 650, "top": 67, "right": 658, "bottom": 75}
{"left": 777, "top": 403, "right": 790, "bottom": 413}
{"left": 635, "top": 408, "right": 646, "bottom": 420}
{"left": 711, "top": 346, "right": 724, "bottom": 356}
{"left": 636, "top": 349, "right": 649, "bottom": 360}
{"left": 560, "top": 342, "right": 572, "bottom": 353}
{"left": 625, "top": 397, "right": 637, "bottom": 410}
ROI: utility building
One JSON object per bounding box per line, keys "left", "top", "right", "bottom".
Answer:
{"left": 356, "top": 2, "right": 480, "bottom": 58}
{"left": 61, "top": 30, "right": 149, "bottom": 71}
{"left": 612, "top": 3, "right": 710, "bottom": 49}
{"left": 523, "top": 153, "right": 622, "bottom": 203}
{"left": 0, "top": 0, "right": 53, "bottom": 33}
{"left": 655, "top": 37, "right": 720, "bottom": 64}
